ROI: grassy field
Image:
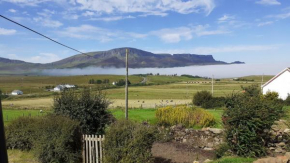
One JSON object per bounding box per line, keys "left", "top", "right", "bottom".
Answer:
{"left": 110, "top": 108, "right": 224, "bottom": 128}
{"left": 0, "top": 74, "right": 274, "bottom": 109}
{"left": 3, "top": 109, "right": 49, "bottom": 125}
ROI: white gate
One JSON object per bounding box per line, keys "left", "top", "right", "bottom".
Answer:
{"left": 82, "top": 135, "right": 105, "bottom": 163}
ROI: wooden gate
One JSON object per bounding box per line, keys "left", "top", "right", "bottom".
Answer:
{"left": 82, "top": 135, "right": 105, "bottom": 163}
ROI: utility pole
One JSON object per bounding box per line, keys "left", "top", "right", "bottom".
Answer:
{"left": 125, "top": 49, "right": 129, "bottom": 120}
{"left": 0, "top": 91, "right": 9, "bottom": 163}
{"left": 212, "top": 75, "right": 214, "bottom": 96}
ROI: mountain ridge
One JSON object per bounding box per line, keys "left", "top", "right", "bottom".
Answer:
{"left": 0, "top": 47, "right": 244, "bottom": 74}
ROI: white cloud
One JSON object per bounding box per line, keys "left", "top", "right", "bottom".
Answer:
{"left": 267, "top": 12, "right": 290, "bottom": 19}
{"left": 0, "top": 28, "right": 17, "bottom": 35}
{"left": 8, "top": 9, "right": 17, "bottom": 13}
{"left": 90, "top": 15, "right": 135, "bottom": 21}
{"left": 258, "top": 21, "right": 273, "bottom": 27}
{"left": 150, "top": 25, "right": 230, "bottom": 43}
{"left": 2, "top": 0, "right": 49, "bottom": 6}
{"left": 256, "top": 0, "right": 281, "bottom": 5}
{"left": 33, "top": 9, "right": 63, "bottom": 28}
{"left": 72, "top": 0, "right": 216, "bottom": 16}
{"left": 33, "top": 17, "right": 63, "bottom": 28}
{"left": 218, "top": 14, "right": 235, "bottom": 23}
{"left": 82, "top": 11, "right": 95, "bottom": 17}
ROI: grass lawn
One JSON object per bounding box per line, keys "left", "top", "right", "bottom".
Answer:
{"left": 110, "top": 108, "right": 158, "bottom": 124}
{"left": 210, "top": 157, "right": 256, "bottom": 163}
{"left": 110, "top": 108, "right": 224, "bottom": 128}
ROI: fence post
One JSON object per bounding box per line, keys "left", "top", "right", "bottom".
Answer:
{"left": 82, "top": 135, "right": 85, "bottom": 163}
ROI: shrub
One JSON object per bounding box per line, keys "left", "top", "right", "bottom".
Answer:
{"left": 223, "top": 90, "right": 284, "bottom": 157}
{"left": 285, "top": 94, "right": 290, "bottom": 106}
{"left": 104, "top": 120, "right": 158, "bottom": 163}
{"left": 54, "top": 88, "right": 113, "bottom": 135}
{"left": 6, "top": 117, "right": 38, "bottom": 150}
{"left": 5, "top": 115, "right": 82, "bottom": 163}
{"left": 33, "top": 114, "right": 82, "bottom": 163}
{"left": 215, "top": 143, "right": 231, "bottom": 158}
{"left": 193, "top": 91, "right": 213, "bottom": 107}
{"left": 156, "top": 106, "right": 216, "bottom": 128}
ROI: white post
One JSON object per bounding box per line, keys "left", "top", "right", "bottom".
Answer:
{"left": 212, "top": 75, "right": 214, "bottom": 96}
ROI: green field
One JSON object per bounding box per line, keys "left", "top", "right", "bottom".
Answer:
{"left": 3, "top": 109, "right": 49, "bottom": 125}
{"left": 0, "top": 74, "right": 274, "bottom": 110}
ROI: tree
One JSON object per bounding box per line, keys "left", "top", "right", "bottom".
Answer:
{"left": 116, "top": 79, "right": 131, "bottom": 86}
{"left": 241, "top": 84, "right": 261, "bottom": 97}
{"left": 53, "top": 88, "right": 113, "bottom": 135}
{"left": 96, "top": 80, "right": 102, "bottom": 84}
{"left": 192, "top": 91, "right": 213, "bottom": 108}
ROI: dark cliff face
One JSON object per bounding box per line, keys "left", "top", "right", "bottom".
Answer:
{"left": 0, "top": 47, "right": 242, "bottom": 73}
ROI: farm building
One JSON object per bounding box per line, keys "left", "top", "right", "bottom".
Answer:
{"left": 53, "top": 84, "right": 75, "bottom": 92}
{"left": 11, "top": 90, "right": 23, "bottom": 95}
{"left": 262, "top": 68, "right": 290, "bottom": 100}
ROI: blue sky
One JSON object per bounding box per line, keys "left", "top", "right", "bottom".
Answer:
{"left": 0, "top": 0, "right": 290, "bottom": 64}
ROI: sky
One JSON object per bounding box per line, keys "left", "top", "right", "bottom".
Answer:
{"left": 0, "top": 0, "right": 290, "bottom": 65}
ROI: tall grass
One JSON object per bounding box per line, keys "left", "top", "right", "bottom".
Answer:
{"left": 156, "top": 106, "right": 216, "bottom": 128}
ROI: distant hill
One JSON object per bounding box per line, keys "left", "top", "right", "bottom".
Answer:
{"left": 0, "top": 47, "right": 244, "bottom": 74}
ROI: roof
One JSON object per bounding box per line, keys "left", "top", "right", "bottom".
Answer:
{"left": 261, "top": 67, "right": 290, "bottom": 88}
{"left": 12, "top": 90, "right": 22, "bottom": 92}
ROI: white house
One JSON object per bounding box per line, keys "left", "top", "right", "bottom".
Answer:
{"left": 11, "top": 90, "right": 23, "bottom": 95}
{"left": 262, "top": 68, "right": 290, "bottom": 100}
{"left": 53, "top": 84, "right": 76, "bottom": 92}
{"left": 112, "top": 82, "right": 117, "bottom": 86}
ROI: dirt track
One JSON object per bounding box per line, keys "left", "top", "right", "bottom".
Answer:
{"left": 152, "top": 142, "right": 215, "bottom": 163}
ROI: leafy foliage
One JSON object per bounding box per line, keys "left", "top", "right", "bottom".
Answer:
{"left": 6, "top": 115, "right": 82, "bottom": 163}
{"left": 6, "top": 117, "right": 38, "bottom": 151}
{"left": 33, "top": 115, "right": 82, "bottom": 163}
{"left": 193, "top": 91, "right": 225, "bottom": 108}
{"left": 116, "top": 79, "right": 131, "bottom": 86}
{"left": 284, "top": 94, "right": 290, "bottom": 106}
{"left": 104, "top": 120, "right": 158, "bottom": 163}
{"left": 53, "top": 88, "right": 113, "bottom": 135}
{"left": 156, "top": 106, "right": 216, "bottom": 128}
{"left": 223, "top": 85, "right": 284, "bottom": 157}
{"left": 193, "top": 91, "right": 213, "bottom": 107}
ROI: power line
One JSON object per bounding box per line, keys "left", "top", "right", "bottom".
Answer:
{"left": 0, "top": 14, "right": 90, "bottom": 57}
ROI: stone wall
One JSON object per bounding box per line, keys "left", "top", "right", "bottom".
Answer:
{"left": 169, "top": 124, "right": 224, "bottom": 151}
{"left": 267, "top": 119, "right": 290, "bottom": 156}
{"left": 169, "top": 119, "right": 290, "bottom": 155}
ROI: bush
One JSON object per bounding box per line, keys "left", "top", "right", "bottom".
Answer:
{"left": 54, "top": 88, "right": 113, "bottom": 135}
{"left": 285, "top": 94, "right": 290, "bottom": 106}
{"left": 215, "top": 143, "right": 231, "bottom": 158}
{"left": 6, "top": 117, "right": 38, "bottom": 150}
{"left": 104, "top": 120, "right": 158, "bottom": 163}
{"left": 5, "top": 115, "right": 82, "bottom": 163}
{"left": 156, "top": 106, "right": 216, "bottom": 128}
{"left": 193, "top": 91, "right": 213, "bottom": 107}
{"left": 223, "top": 89, "right": 284, "bottom": 157}
{"left": 33, "top": 114, "right": 82, "bottom": 163}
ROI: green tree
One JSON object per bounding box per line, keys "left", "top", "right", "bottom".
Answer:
{"left": 53, "top": 88, "right": 113, "bottom": 134}
{"left": 192, "top": 91, "right": 213, "bottom": 108}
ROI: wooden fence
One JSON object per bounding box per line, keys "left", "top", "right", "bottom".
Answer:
{"left": 82, "top": 135, "right": 105, "bottom": 163}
